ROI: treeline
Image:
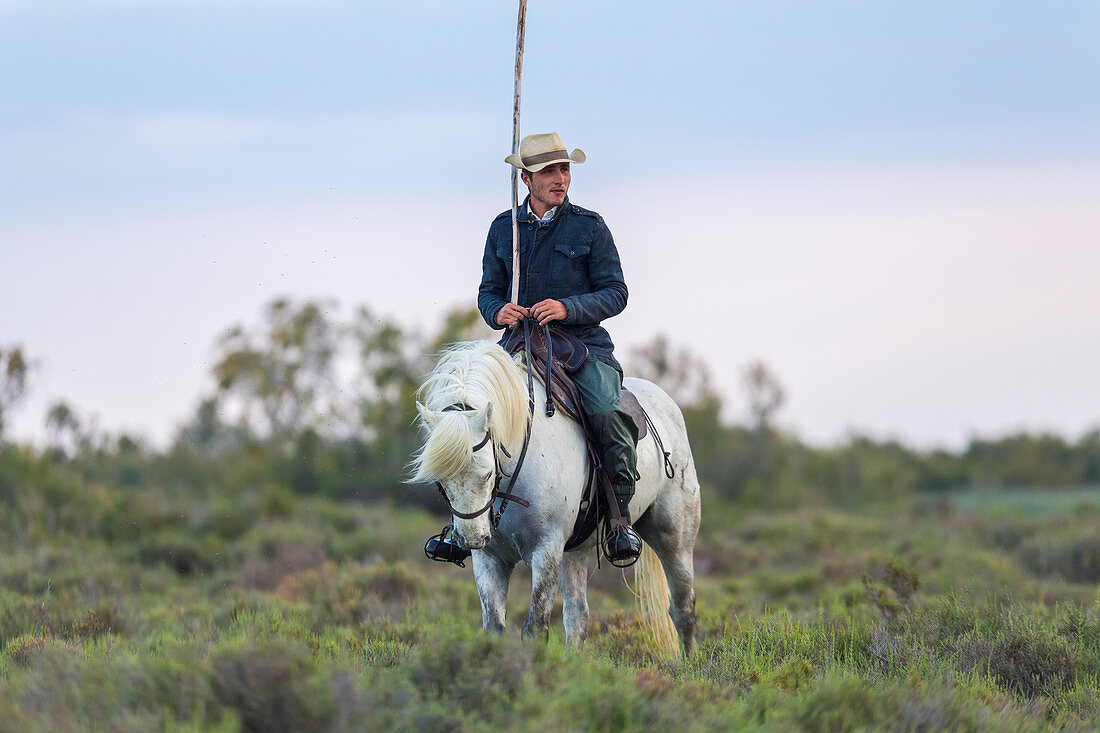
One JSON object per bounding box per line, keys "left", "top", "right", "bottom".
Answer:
{"left": 634, "top": 337, "right": 1100, "bottom": 505}
{"left": 1, "top": 299, "right": 1098, "bottom": 516}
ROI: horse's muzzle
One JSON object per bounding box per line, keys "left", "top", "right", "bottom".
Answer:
{"left": 454, "top": 526, "right": 490, "bottom": 550}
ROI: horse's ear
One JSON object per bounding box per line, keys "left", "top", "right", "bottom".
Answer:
{"left": 416, "top": 402, "right": 440, "bottom": 430}
{"left": 473, "top": 401, "right": 493, "bottom": 432}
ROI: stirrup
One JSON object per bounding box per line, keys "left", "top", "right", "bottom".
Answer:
{"left": 603, "top": 522, "right": 641, "bottom": 568}
{"left": 424, "top": 524, "right": 471, "bottom": 568}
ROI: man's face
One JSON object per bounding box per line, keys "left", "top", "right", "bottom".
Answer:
{"left": 522, "top": 162, "right": 571, "bottom": 215}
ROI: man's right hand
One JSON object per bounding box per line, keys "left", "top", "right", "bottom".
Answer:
{"left": 495, "top": 303, "right": 529, "bottom": 327}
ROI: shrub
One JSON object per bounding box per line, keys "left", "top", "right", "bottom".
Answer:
{"left": 768, "top": 656, "right": 815, "bottom": 692}
{"left": 0, "top": 594, "right": 43, "bottom": 645}
{"left": 211, "top": 641, "right": 333, "bottom": 732}
{"left": 203, "top": 497, "right": 257, "bottom": 540}
{"left": 344, "top": 621, "right": 416, "bottom": 668}
{"left": 987, "top": 630, "right": 1078, "bottom": 699}
{"left": 588, "top": 610, "right": 665, "bottom": 667}
{"left": 409, "top": 630, "right": 542, "bottom": 718}
{"left": 1056, "top": 605, "right": 1100, "bottom": 676}
{"left": 135, "top": 530, "right": 223, "bottom": 575}
{"left": 235, "top": 523, "right": 329, "bottom": 590}
{"left": 275, "top": 561, "right": 424, "bottom": 626}
{"left": 1018, "top": 530, "right": 1100, "bottom": 584}
{"left": 63, "top": 604, "right": 127, "bottom": 642}
{"left": 103, "top": 490, "right": 189, "bottom": 542}
{"left": 3, "top": 634, "right": 56, "bottom": 667}
{"left": 952, "top": 622, "right": 1078, "bottom": 699}
{"left": 787, "top": 674, "right": 1050, "bottom": 732}
{"left": 0, "top": 641, "right": 224, "bottom": 730}
{"left": 864, "top": 558, "right": 920, "bottom": 625}
{"left": 759, "top": 570, "right": 822, "bottom": 600}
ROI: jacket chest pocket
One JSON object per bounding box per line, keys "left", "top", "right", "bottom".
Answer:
{"left": 551, "top": 241, "right": 590, "bottom": 289}
{"left": 495, "top": 240, "right": 516, "bottom": 277}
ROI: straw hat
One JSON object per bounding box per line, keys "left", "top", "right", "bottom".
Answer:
{"left": 505, "top": 132, "right": 586, "bottom": 172}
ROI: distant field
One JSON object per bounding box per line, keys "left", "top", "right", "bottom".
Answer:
{"left": 949, "top": 486, "right": 1100, "bottom": 517}
{"left": 0, "top": 461, "right": 1098, "bottom": 730}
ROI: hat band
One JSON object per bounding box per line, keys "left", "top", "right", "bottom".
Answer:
{"left": 521, "top": 149, "right": 570, "bottom": 168}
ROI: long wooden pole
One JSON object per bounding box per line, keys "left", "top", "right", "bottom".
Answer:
{"left": 509, "top": 0, "right": 527, "bottom": 305}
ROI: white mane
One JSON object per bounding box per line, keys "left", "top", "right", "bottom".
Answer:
{"left": 410, "top": 340, "right": 529, "bottom": 482}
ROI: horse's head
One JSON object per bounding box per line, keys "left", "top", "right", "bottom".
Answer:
{"left": 414, "top": 401, "right": 497, "bottom": 549}
{"left": 412, "top": 340, "right": 530, "bottom": 548}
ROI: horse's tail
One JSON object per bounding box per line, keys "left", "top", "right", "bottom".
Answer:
{"left": 634, "top": 541, "right": 680, "bottom": 659}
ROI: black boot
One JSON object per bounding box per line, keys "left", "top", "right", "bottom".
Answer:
{"left": 424, "top": 525, "right": 471, "bottom": 567}
{"left": 605, "top": 494, "right": 642, "bottom": 566}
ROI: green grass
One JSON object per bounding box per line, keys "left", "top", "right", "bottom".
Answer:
{"left": 0, "top": 479, "right": 1098, "bottom": 731}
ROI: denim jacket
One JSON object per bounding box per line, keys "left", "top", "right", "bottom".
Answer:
{"left": 478, "top": 196, "right": 627, "bottom": 371}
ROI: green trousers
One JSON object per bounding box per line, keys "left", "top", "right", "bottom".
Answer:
{"left": 571, "top": 359, "right": 639, "bottom": 499}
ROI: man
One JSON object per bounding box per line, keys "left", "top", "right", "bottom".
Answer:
{"left": 478, "top": 132, "right": 642, "bottom": 563}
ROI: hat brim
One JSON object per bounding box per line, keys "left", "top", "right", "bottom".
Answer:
{"left": 505, "top": 148, "right": 586, "bottom": 172}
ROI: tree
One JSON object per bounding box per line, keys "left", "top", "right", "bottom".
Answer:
{"left": 428, "top": 307, "right": 494, "bottom": 354}
{"left": 349, "top": 306, "right": 429, "bottom": 492}
{"left": 629, "top": 334, "right": 718, "bottom": 409}
{"left": 741, "top": 360, "right": 785, "bottom": 433}
{"left": 212, "top": 299, "right": 341, "bottom": 443}
{"left": 628, "top": 335, "right": 748, "bottom": 495}
{"left": 45, "top": 400, "right": 81, "bottom": 456}
{"left": 0, "top": 346, "right": 29, "bottom": 443}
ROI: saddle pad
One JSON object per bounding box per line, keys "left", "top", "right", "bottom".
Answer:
{"left": 619, "top": 389, "right": 648, "bottom": 442}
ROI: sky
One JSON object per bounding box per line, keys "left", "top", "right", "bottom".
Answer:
{"left": 2, "top": 0, "right": 1099, "bottom": 448}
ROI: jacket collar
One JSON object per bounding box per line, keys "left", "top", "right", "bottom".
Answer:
{"left": 518, "top": 195, "right": 570, "bottom": 224}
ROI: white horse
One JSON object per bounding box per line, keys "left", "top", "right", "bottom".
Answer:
{"left": 411, "top": 340, "right": 701, "bottom": 656}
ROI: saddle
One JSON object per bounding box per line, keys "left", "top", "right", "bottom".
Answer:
{"left": 499, "top": 323, "right": 647, "bottom": 441}
{"left": 500, "top": 320, "right": 658, "bottom": 556}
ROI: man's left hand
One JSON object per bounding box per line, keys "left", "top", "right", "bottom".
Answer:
{"left": 530, "top": 299, "right": 567, "bottom": 325}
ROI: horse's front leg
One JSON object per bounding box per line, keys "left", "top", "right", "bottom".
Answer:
{"left": 522, "top": 545, "right": 563, "bottom": 640}
{"left": 558, "top": 549, "right": 589, "bottom": 650}
{"left": 472, "top": 550, "right": 514, "bottom": 633}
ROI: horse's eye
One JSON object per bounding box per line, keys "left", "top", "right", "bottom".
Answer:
{"left": 483, "top": 472, "right": 493, "bottom": 484}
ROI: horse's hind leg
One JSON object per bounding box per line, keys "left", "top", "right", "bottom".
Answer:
{"left": 473, "top": 550, "right": 514, "bottom": 633}
{"left": 658, "top": 540, "right": 697, "bottom": 656}
{"left": 558, "top": 550, "right": 590, "bottom": 650}
{"left": 636, "top": 487, "right": 701, "bottom": 656}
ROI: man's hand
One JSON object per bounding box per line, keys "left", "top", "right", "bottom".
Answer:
{"left": 530, "top": 299, "right": 567, "bottom": 325}
{"left": 495, "top": 303, "right": 530, "bottom": 327}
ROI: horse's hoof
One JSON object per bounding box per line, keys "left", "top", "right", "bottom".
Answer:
{"left": 521, "top": 622, "right": 549, "bottom": 641}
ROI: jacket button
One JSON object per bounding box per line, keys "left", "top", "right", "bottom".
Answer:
{"left": 570, "top": 250, "right": 575, "bottom": 256}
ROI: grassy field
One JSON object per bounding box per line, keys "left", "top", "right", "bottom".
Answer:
{"left": 0, "top": 464, "right": 1098, "bottom": 731}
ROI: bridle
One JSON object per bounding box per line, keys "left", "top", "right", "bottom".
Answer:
{"left": 430, "top": 319, "right": 541, "bottom": 541}
{"left": 434, "top": 402, "right": 531, "bottom": 527}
